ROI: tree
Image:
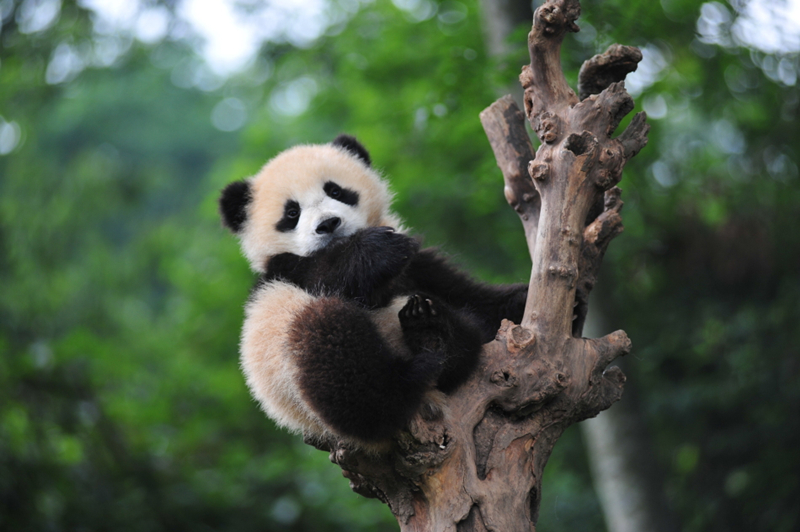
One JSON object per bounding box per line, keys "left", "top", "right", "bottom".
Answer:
{"left": 308, "top": 1, "right": 648, "bottom": 529}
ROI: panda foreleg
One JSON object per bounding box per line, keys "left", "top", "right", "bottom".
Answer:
{"left": 266, "top": 227, "right": 419, "bottom": 307}
{"left": 405, "top": 249, "right": 529, "bottom": 341}
{"left": 399, "top": 295, "right": 483, "bottom": 394}
{"left": 289, "top": 297, "right": 439, "bottom": 443}
{"left": 316, "top": 227, "right": 419, "bottom": 305}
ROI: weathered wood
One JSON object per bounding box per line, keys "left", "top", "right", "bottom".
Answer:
{"left": 578, "top": 44, "right": 643, "bottom": 101}
{"left": 316, "top": 2, "right": 649, "bottom": 530}
{"left": 479, "top": 95, "right": 539, "bottom": 258}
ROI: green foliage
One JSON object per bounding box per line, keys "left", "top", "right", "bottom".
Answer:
{"left": 2, "top": 0, "right": 799, "bottom": 530}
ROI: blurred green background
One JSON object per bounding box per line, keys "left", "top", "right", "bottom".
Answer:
{"left": 1, "top": 0, "right": 798, "bottom": 530}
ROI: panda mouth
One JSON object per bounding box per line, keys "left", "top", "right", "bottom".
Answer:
{"left": 328, "top": 225, "right": 357, "bottom": 239}
{"left": 310, "top": 231, "right": 345, "bottom": 252}
{"left": 310, "top": 225, "right": 357, "bottom": 251}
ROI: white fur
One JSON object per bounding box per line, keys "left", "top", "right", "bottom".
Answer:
{"left": 241, "top": 281, "right": 328, "bottom": 437}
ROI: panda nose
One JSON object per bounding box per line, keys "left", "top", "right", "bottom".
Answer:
{"left": 316, "top": 217, "right": 341, "bottom": 234}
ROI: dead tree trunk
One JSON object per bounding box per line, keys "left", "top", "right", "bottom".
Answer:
{"left": 314, "top": 1, "right": 649, "bottom": 530}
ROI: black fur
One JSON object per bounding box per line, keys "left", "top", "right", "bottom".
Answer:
{"left": 262, "top": 226, "right": 420, "bottom": 308}
{"left": 404, "top": 249, "right": 528, "bottom": 343}
{"left": 290, "top": 298, "right": 443, "bottom": 441}
{"left": 219, "top": 180, "right": 252, "bottom": 232}
{"left": 398, "top": 295, "right": 482, "bottom": 393}
{"left": 331, "top": 134, "right": 372, "bottom": 167}
{"left": 263, "top": 233, "right": 528, "bottom": 342}
{"left": 275, "top": 200, "right": 301, "bottom": 232}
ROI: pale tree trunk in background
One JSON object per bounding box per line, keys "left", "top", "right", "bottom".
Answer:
{"left": 478, "top": 0, "right": 533, "bottom": 57}
{"left": 477, "top": 0, "right": 532, "bottom": 107}
{"left": 582, "top": 313, "right": 680, "bottom": 532}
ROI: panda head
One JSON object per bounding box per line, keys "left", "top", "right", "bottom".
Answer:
{"left": 219, "top": 135, "right": 403, "bottom": 272}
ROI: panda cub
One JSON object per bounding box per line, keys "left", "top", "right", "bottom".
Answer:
{"left": 219, "top": 134, "right": 527, "bottom": 447}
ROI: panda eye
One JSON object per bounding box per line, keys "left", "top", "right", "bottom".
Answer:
{"left": 324, "top": 181, "right": 359, "bottom": 207}
{"left": 327, "top": 183, "right": 342, "bottom": 198}
{"left": 276, "top": 200, "right": 301, "bottom": 232}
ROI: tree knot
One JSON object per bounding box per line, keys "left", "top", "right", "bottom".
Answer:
{"left": 498, "top": 321, "right": 536, "bottom": 353}
{"left": 534, "top": 112, "right": 560, "bottom": 144}
{"left": 538, "top": 4, "right": 563, "bottom": 34}
{"left": 491, "top": 370, "right": 517, "bottom": 388}
{"left": 496, "top": 358, "right": 570, "bottom": 412}
{"left": 564, "top": 130, "right": 597, "bottom": 156}
{"left": 535, "top": 1, "right": 581, "bottom": 35}
{"left": 529, "top": 161, "right": 550, "bottom": 182}
{"left": 547, "top": 264, "right": 578, "bottom": 282}
{"left": 519, "top": 64, "right": 534, "bottom": 90}
{"left": 591, "top": 143, "right": 625, "bottom": 189}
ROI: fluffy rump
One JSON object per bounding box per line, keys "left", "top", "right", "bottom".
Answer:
{"left": 289, "top": 297, "right": 437, "bottom": 442}
{"left": 240, "top": 282, "right": 327, "bottom": 437}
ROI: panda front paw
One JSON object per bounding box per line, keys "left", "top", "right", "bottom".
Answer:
{"left": 358, "top": 227, "right": 419, "bottom": 279}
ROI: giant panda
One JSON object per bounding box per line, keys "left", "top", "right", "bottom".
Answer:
{"left": 219, "top": 134, "right": 528, "bottom": 448}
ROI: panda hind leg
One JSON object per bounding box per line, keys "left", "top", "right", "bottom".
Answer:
{"left": 399, "top": 295, "right": 483, "bottom": 394}
{"left": 289, "top": 297, "right": 438, "bottom": 443}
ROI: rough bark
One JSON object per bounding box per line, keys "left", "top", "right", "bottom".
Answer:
{"left": 313, "top": 2, "right": 649, "bottom": 530}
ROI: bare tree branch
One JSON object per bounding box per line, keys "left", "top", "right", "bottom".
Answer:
{"left": 480, "top": 95, "right": 539, "bottom": 258}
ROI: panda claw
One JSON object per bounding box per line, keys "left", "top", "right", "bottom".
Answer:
{"left": 400, "top": 295, "right": 441, "bottom": 326}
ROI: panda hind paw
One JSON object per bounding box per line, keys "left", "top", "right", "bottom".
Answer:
{"left": 400, "top": 294, "right": 440, "bottom": 323}
{"left": 400, "top": 294, "right": 452, "bottom": 359}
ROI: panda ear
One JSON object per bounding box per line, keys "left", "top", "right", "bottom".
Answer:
{"left": 331, "top": 134, "right": 372, "bottom": 167}
{"left": 219, "top": 180, "right": 252, "bottom": 233}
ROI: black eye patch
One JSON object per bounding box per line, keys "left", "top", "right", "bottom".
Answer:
{"left": 324, "top": 181, "right": 359, "bottom": 207}
{"left": 276, "top": 200, "right": 301, "bottom": 232}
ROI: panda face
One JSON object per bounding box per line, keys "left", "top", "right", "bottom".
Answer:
{"left": 220, "top": 140, "right": 402, "bottom": 272}
{"left": 271, "top": 176, "right": 368, "bottom": 257}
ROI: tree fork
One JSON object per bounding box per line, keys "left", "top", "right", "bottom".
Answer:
{"left": 313, "top": 1, "right": 649, "bottom": 530}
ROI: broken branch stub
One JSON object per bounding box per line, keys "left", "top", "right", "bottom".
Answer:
{"left": 479, "top": 96, "right": 540, "bottom": 258}
{"left": 578, "top": 44, "right": 643, "bottom": 101}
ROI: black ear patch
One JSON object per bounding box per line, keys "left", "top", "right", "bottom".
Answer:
{"left": 219, "top": 180, "right": 252, "bottom": 233}
{"left": 331, "top": 134, "right": 372, "bottom": 167}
